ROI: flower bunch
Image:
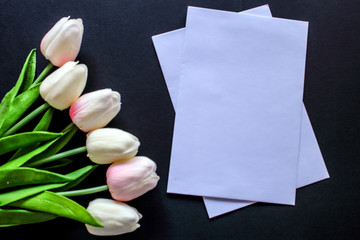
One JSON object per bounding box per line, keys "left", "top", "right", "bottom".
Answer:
{"left": 0, "top": 17, "right": 159, "bottom": 236}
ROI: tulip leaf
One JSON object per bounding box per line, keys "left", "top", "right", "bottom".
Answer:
{"left": 29, "top": 124, "right": 78, "bottom": 164}
{"left": 0, "top": 165, "right": 97, "bottom": 207}
{"left": 18, "top": 49, "right": 37, "bottom": 94}
{"left": 33, "top": 107, "right": 54, "bottom": 132}
{"left": 63, "top": 165, "right": 97, "bottom": 180}
{"left": 13, "top": 49, "right": 36, "bottom": 94}
{"left": 9, "top": 191, "right": 103, "bottom": 227}
{"left": 0, "top": 88, "right": 16, "bottom": 131}
{"left": 0, "top": 131, "right": 63, "bottom": 156}
{"left": 54, "top": 165, "right": 98, "bottom": 192}
{"left": 0, "top": 182, "right": 68, "bottom": 207}
{"left": 0, "top": 127, "right": 76, "bottom": 169}
{"left": 9, "top": 108, "right": 54, "bottom": 161}
{"left": 0, "top": 208, "right": 57, "bottom": 227}
{"left": 0, "top": 167, "right": 74, "bottom": 190}
{"left": 0, "top": 83, "right": 41, "bottom": 136}
{"left": 42, "top": 158, "right": 73, "bottom": 170}
{"left": 0, "top": 49, "right": 37, "bottom": 131}
{"left": 0, "top": 138, "right": 60, "bottom": 169}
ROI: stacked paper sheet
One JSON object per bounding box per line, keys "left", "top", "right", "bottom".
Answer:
{"left": 152, "top": 5, "right": 329, "bottom": 218}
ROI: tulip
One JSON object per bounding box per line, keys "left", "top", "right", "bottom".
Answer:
{"left": 40, "top": 61, "right": 87, "bottom": 110}
{"left": 69, "top": 89, "right": 121, "bottom": 132}
{"left": 86, "top": 128, "right": 140, "bottom": 164}
{"left": 106, "top": 156, "right": 160, "bottom": 201}
{"left": 85, "top": 198, "right": 142, "bottom": 236}
{"left": 41, "top": 16, "right": 84, "bottom": 67}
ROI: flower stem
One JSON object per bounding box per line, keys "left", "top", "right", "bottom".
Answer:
{"left": 56, "top": 185, "right": 109, "bottom": 197}
{"left": 26, "top": 146, "right": 87, "bottom": 167}
{"left": 2, "top": 103, "right": 50, "bottom": 137}
{"left": 62, "top": 122, "right": 75, "bottom": 132}
{"left": 32, "top": 63, "right": 54, "bottom": 86}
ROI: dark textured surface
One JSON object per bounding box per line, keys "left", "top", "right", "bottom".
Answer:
{"left": 0, "top": 0, "right": 359, "bottom": 239}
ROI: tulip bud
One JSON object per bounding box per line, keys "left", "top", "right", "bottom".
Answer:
{"left": 86, "top": 128, "right": 140, "bottom": 164}
{"left": 106, "top": 156, "right": 160, "bottom": 201}
{"left": 41, "top": 16, "right": 84, "bottom": 67}
{"left": 85, "top": 198, "right": 142, "bottom": 236}
{"left": 69, "top": 89, "right": 121, "bottom": 132}
{"left": 40, "top": 61, "right": 87, "bottom": 110}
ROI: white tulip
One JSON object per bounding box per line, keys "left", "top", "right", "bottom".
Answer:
{"left": 86, "top": 128, "right": 140, "bottom": 164}
{"left": 85, "top": 198, "right": 142, "bottom": 236}
{"left": 40, "top": 61, "right": 87, "bottom": 110}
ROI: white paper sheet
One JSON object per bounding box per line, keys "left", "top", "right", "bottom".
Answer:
{"left": 203, "top": 106, "right": 329, "bottom": 218}
{"left": 153, "top": 5, "right": 272, "bottom": 109}
{"left": 153, "top": 6, "right": 329, "bottom": 214}
{"left": 152, "top": 5, "right": 329, "bottom": 217}
{"left": 167, "top": 6, "right": 309, "bottom": 205}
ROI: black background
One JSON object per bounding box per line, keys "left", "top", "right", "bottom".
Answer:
{"left": 0, "top": 0, "right": 359, "bottom": 239}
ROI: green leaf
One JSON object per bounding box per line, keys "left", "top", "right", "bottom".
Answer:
{"left": 1, "top": 138, "right": 59, "bottom": 169}
{"left": 9, "top": 191, "right": 102, "bottom": 227}
{"left": 0, "top": 131, "right": 63, "bottom": 156}
{"left": 64, "top": 165, "right": 97, "bottom": 180}
{"left": 30, "top": 124, "right": 78, "bottom": 163}
{"left": 0, "top": 182, "right": 68, "bottom": 207}
{"left": 55, "top": 165, "right": 97, "bottom": 192}
{"left": 0, "top": 208, "right": 56, "bottom": 227}
{"left": 34, "top": 107, "right": 54, "bottom": 132}
{"left": 0, "top": 88, "right": 16, "bottom": 131}
{"left": 0, "top": 49, "right": 37, "bottom": 131}
{"left": 41, "top": 158, "right": 73, "bottom": 170}
{"left": 18, "top": 49, "right": 36, "bottom": 94}
{"left": 0, "top": 83, "right": 41, "bottom": 135}
{"left": 0, "top": 167, "right": 74, "bottom": 190}
{"left": 0, "top": 165, "right": 97, "bottom": 206}
{"left": 9, "top": 108, "right": 54, "bottom": 161}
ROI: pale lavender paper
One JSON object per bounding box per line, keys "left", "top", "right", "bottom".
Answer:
{"left": 168, "top": 7, "right": 307, "bottom": 204}
{"left": 153, "top": 5, "right": 329, "bottom": 215}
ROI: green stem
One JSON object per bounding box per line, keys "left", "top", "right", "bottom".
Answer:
{"left": 2, "top": 103, "right": 50, "bottom": 137}
{"left": 26, "top": 146, "right": 87, "bottom": 167}
{"left": 56, "top": 185, "right": 109, "bottom": 197}
{"left": 62, "top": 122, "right": 75, "bottom": 132}
{"left": 32, "top": 63, "right": 54, "bottom": 86}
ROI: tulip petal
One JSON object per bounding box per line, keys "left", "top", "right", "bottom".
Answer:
{"left": 40, "top": 17, "right": 83, "bottom": 67}
{"left": 40, "top": 61, "right": 87, "bottom": 110}
{"left": 85, "top": 199, "right": 141, "bottom": 236}
{"left": 40, "top": 17, "right": 70, "bottom": 55}
{"left": 70, "top": 89, "right": 121, "bottom": 132}
{"left": 86, "top": 128, "right": 140, "bottom": 164}
{"left": 106, "top": 156, "right": 160, "bottom": 201}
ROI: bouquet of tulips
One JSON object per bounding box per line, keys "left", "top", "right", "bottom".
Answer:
{"left": 0, "top": 17, "right": 159, "bottom": 236}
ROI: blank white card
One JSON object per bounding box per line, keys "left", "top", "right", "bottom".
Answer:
{"left": 152, "top": 5, "right": 329, "bottom": 218}
{"left": 167, "top": 6, "right": 309, "bottom": 205}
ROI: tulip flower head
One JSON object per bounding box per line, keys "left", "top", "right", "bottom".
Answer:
{"left": 86, "top": 128, "right": 140, "bottom": 164}
{"left": 40, "top": 61, "right": 87, "bottom": 110}
{"left": 106, "top": 156, "right": 160, "bottom": 201}
{"left": 41, "top": 16, "right": 84, "bottom": 67}
{"left": 85, "top": 198, "right": 142, "bottom": 236}
{"left": 70, "top": 89, "right": 121, "bottom": 132}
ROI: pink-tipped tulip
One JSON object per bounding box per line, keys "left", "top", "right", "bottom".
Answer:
{"left": 40, "top": 61, "right": 87, "bottom": 110}
{"left": 41, "top": 16, "right": 84, "bottom": 67}
{"left": 69, "top": 89, "right": 121, "bottom": 132}
{"left": 106, "top": 156, "right": 160, "bottom": 201}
